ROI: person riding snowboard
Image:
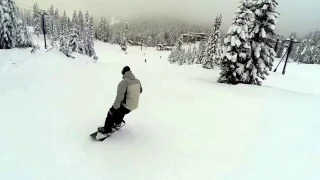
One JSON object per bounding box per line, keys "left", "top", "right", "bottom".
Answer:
{"left": 98, "top": 66, "right": 142, "bottom": 136}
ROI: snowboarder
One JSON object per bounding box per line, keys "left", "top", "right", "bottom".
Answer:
{"left": 97, "top": 66, "right": 143, "bottom": 136}
{"left": 145, "top": 59, "right": 147, "bottom": 63}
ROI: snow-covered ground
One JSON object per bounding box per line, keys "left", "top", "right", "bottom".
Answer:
{"left": 0, "top": 34, "right": 319, "bottom": 180}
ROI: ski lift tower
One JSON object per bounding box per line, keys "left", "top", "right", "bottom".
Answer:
{"left": 274, "top": 38, "right": 300, "bottom": 75}
{"left": 38, "top": 10, "right": 49, "bottom": 49}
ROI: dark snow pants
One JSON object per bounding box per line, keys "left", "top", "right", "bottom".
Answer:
{"left": 104, "top": 105, "right": 130, "bottom": 133}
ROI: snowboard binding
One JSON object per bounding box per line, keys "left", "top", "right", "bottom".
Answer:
{"left": 90, "top": 120, "right": 126, "bottom": 141}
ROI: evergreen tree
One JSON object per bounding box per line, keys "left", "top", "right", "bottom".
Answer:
{"left": 175, "top": 34, "right": 183, "bottom": 51}
{"left": 87, "top": 16, "right": 98, "bottom": 60}
{"left": 168, "top": 35, "right": 185, "bottom": 64}
{"left": 298, "top": 32, "right": 320, "bottom": 64}
{"left": 218, "top": 0, "right": 254, "bottom": 84}
{"left": 59, "top": 11, "right": 72, "bottom": 57}
{"left": 84, "top": 11, "right": 90, "bottom": 55}
{"left": 245, "top": 0, "right": 279, "bottom": 85}
{"left": 54, "top": 8, "right": 60, "bottom": 40}
{"left": 26, "top": 10, "right": 33, "bottom": 26}
{"left": 294, "top": 33, "right": 311, "bottom": 63}
{"left": 168, "top": 49, "right": 179, "bottom": 63}
{"left": 77, "top": 10, "right": 85, "bottom": 54}
{"left": 98, "top": 17, "right": 109, "bottom": 42}
{"left": 121, "top": 22, "right": 129, "bottom": 51}
{"left": 185, "top": 46, "right": 193, "bottom": 65}
{"left": 33, "top": 3, "right": 41, "bottom": 36}
{"left": 177, "top": 49, "right": 186, "bottom": 65}
{"left": 219, "top": 0, "right": 279, "bottom": 86}
{"left": 302, "top": 44, "right": 320, "bottom": 64}
{"left": 197, "top": 39, "right": 207, "bottom": 64}
{"left": 0, "top": 0, "right": 18, "bottom": 49}
{"left": 192, "top": 46, "right": 198, "bottom": 64}
{"left": 46, "top": 4, "right": 54, "bottom": 40}
{"left": 15, "top": 18, "right": 24, "bottom": 47}
{"left": 103, "top": 18, "right": 109, "bottom": 42}
{"left": 78, "top": 10, "right": 84, "bottom": 31}
{"left": 67, "top": 17, "right": 72, "bottom": 30}
{"left": 69, "top": 10, "right": 79, "bottom": 52}
{"left": 98, "top": 17, "right": 104, "bottom": 41}
{"left": 276, "top": 39, "right": 286, "bottom": 58}
{"left": 155, "top": 32, "right": 164, "bottom": 45}
{"left": 147, "top": 36, "right": 153, "bottom": 47}
{"left": 202, "top": 14, "right": 222, "bottom": 69}
{"left": 16, "top": 17, "right": 32, "bottom": 48}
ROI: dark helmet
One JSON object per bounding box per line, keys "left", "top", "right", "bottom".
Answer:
{"left": 121, "top": 66, "right": 130, "bottom": 75}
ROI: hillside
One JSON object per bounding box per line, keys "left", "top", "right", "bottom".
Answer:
{"left": 0, "top": 34, "right": 319, "bottom": 180}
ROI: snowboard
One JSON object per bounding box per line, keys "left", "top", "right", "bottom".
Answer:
{"left": 90, "top": 122, "right": 125, "bottom": 141}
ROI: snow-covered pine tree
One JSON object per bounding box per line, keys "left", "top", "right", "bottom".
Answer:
{"left": 94, "top": 27, "right": 98, "bottom": 40}
{"left": 185, "top": 46, "right": 193, "bottom": 65}
{"left": 0, "top": 0, "right": 19, "bottom": 49}
{"left": 84, "top": 11, "right": 90, "bottom": 55}
{"left": 54, "top": 8, "right": 59, "bottom": 40}
{"left": 218, "top": 0, "right": 254, "bottom": 84}
{"left": 67, "top": 17, "right": 72, "bottom": 30}
{"left": 168, "top": 49, "right": 178, "bottom": 63}
{"left": 15, "top": 8, "right": 24, "bottom": 47}
{"left": 175, "top": 34, "right": 183, "bottom": 51}
{"left": 168, "top": 35, "right": 185, "bottom": 64}
{"left": 177, "top": 49, "right": 186, "bottom": 65}
{"left": 77, "top": 10, "right": 85, "bottom": 54}
{"left": 192, "top": 46, "right": 198, "bottom": 64}
{"left": 215, "top": 15, "right": 223, "bottom": 65}
{"left": 98, "top": 17, "right": 109, "bottom": 42}
{"left": 88, "top": 16, "right": 98, "bottom": 60}
{"left": 276, "top": 39, "right": 286, "bottom": 58}
{"left": 16, "top": 16, "right": 32, "bottom": 48}
{"left": 16, "top": 5, "right": 20, "bottom": 16}
{"left": 302, "top": 44, "right": 320, "bottom": 64}
{"left": 244, "top": 0, "right": 279, "bottom": 85}
{"left": 197, "top": 39, "right": 207, "bottom": 64}
{"left": 59, "top": 11, "right": 72, "bottom": 57}
{"left": 69, "top": 10, "right": 79, "bottom": 52}
{"left": 147, "top": 36, "right": 153, "bottom": 47}
{"left": 104, "top": 18, "right": 109, "bottom": 42}
{"left": 299, "top": 31, "right": 320, "bottom": 64}
{"left": 294, "top": 33, "right": 311, "bottom": 63}
{"left": 33, "top": 3, "right": 41, "bottom": 36}
{"left": 155, "top": 32, "right": 164, "bottom": 45}
{"left": 25, "top": 9, "right": 32, "bottom": 26}
{"left": 121, "top": 22, "right": 129, "bottom": 51}
{"left": 168, "top": 31, "right": 178, "bottom": 46}
{"left": 202, "top": 14, "right": 222, "bottom": 69}
{"left": 46, "top": 4, "right": 54, "bottom": 40}
{"left": 98, "top": 17, "right": 104, "bottom": 41}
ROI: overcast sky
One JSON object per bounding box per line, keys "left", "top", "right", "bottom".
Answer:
{"left": 20, "top": 0, "right": 320, "bottom": 36}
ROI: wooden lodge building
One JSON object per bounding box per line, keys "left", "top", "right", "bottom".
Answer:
{"left": 181, "top": 33, "right": 207, "bottom": 43}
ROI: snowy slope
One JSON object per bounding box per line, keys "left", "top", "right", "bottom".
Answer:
{"left": 0, "top": 35, "right": 319, "bottom": 180}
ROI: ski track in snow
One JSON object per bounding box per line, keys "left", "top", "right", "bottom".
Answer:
{"left": 0, "top": 36, "right": 320, "bottom": 180}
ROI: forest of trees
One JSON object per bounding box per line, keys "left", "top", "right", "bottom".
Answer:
{"left": 168, "top": 0, "right": 319, "bottom": 85}
{"left": 9, "top": 2, "right": 209, "bottom": 58}
{"left": 168, "top": 0, "right": 281, "bottom": 86}
{"left": 275, "top": 31, "right": 320, "bottom": 64}
{"left": 0, "top": 0, "right": 33, "bottom": 49}
{"left": 168, "top": 14, "right": 223, "bottom": 68}
{"left": 1, "top": 0, "right": 320, "bottom": 83}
